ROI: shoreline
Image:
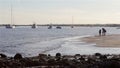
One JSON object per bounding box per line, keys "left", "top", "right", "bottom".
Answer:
{"left": 81, "top": 34, "right": 120, "bottom": 48}
{"left": 1, "top": 53, "right": 120, "bottom": 68}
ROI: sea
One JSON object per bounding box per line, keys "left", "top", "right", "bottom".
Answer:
{"left": 0, "top": 26, "right": 120, "bottom": 57}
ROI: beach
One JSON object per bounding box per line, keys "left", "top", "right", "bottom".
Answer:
{"left": 1, "top": 27, "right": 120, "bottom": 67}
{"left": 82, "top": 34, "right": 120, "bottom": 47}
{"left": 1, "top": 26, "right": 120, "bottom": 56}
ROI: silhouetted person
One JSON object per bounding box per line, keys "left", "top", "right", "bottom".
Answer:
{"left": 99, "top": 29, "right": 102, "bottom": 36}
{"left": 102, "top": 28, "right": 107, "bottom": 36}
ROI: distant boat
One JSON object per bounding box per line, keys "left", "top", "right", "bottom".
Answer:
{"left": 71, "top": 16, "right": 74, "bottom": 28}
{"left": 5, "top": 24, "right": 15, "bottom": 29}
{"left": 31, "top": 23, "right": 37, "bottom": 29}
{"left": 48, "top": 25, "right": 52, "bottom": 29}
{"left": 71, "top": 25, "right": 74, "bottom": 28}
{"left": 56, "top": 26, "right": 62, "bottom": 29}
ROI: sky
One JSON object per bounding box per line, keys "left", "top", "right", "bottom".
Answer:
{"left": 1, "top": 0, "right": 120, "bottom": 25}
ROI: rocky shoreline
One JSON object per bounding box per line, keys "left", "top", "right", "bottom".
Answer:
{"left": 0, "top": 53, "right": 120, "bottom": 68}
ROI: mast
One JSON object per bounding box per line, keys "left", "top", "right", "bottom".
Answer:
{"left": 11, "top": 3, "right": 13, "bottom": 25}
{"left": 71, "top": 16, "right": 74, "bottom": 28}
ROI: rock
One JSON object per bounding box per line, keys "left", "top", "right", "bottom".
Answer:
{"left": 0, "top": 53, "right": 7, "bottom": 58}
{"left": 14, "top": 53, "right": 22, "bottom": 60}
{"left": 95, "top": 53, "right": 102, "bottom": 56}
{"left": 39, "top": 54, "right": 47, "bottom": 58}
{"left": 56, "top": 53, "right": 61, "bottom": 57}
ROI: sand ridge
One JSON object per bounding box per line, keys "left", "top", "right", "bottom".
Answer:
{"left": 82, "top": 34, "right": 120, "bottom": 47}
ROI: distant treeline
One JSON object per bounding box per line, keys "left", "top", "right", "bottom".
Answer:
{"left": 0, "top": 24, "right": 120, "bottom": 27}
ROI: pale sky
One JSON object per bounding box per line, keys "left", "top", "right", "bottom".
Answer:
{"left": 1, "top": 0, "right": 120, "bottom": 25}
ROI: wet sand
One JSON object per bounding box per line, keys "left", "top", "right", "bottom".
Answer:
{"left": 82, "top": 34, "right": 120, "bottom": 47}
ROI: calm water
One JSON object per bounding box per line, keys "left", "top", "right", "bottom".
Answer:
{"left": 0, "top": 26, "right": 120, "bottom": 57}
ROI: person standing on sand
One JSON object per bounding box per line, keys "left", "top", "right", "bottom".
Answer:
{"left": 99, "top": 29, "right": 101, "bottom": 36}
{"left": 102, "top": 28, "right": 107, "bottom": 36}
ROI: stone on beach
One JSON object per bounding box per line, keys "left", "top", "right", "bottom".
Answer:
{"left": 14, "top": 53, "right": 23, "bottom": 60}
{"left": 1, "top": 53, "right": 120, "bottom": 68}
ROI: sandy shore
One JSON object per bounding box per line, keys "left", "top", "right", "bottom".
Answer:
{"left": 82, "top": 34, "right": 120, "bottom": 47}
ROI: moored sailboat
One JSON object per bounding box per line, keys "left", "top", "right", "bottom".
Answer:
{"left": 56, "top": 26, "right": 62, "bottom": 29}
{"left": 31, "top": 23, "right": 37, "bottom": 29}
{"left": 6, "top": 2, "right": 15, "bottom": 29}
{"left": 48, "top": 25, "right": 52, "bottom": 29}
{"left": 5, "top": 24, "right": 15, "bottom": 29}
{"left": 71, "top": 16, "right": 74, "bottom": 28}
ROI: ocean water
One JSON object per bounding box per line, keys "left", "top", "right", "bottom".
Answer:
{"left": 0, "top": 26, "right": 120, "bottom": 57}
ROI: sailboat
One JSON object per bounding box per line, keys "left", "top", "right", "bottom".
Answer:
{"left": 71, "top": 25, "right": 74, "bottom": 28}
{"left": 48, "top": 25, "right": 52, "bottom": 29}
{"left": 48, "top": 23, "right": 52, "bottom": 29}
{"left": 56, "top": 26, "right": 62, "bottom": 29}
{"left": 6, "top": 2, "right": 15, "bottom": 29}
{"left": 5, "top": 24, "right": 15, "bottom": 29}
{"left": 71, "top": 16, "right": 74, "bottom": 28}
{"left": 31, "top": 23, "right": 37, "bottom": 29}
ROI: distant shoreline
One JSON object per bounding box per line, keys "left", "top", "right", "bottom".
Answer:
{"left": 81, "top": 34, "right": 120, "bottom": 47}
